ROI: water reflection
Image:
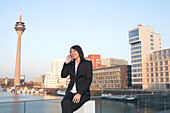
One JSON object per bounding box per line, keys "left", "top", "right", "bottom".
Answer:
{"left": 12, "top": 93, "right": 19, "bottom": 113}
{"left": 1, "top": 92, "right": 170, "bottom": 113}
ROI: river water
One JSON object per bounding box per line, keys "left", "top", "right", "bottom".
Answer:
{"left": 0, "top": 91, "right": 170, "bottom": 113}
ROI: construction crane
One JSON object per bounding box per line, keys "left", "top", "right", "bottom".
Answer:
{"left": 138, "top": 24, "right": 156, "bottom": 27}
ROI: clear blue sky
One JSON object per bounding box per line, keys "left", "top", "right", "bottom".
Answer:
{"left": 0, "top": 0, "right": 170, "bottom": 81}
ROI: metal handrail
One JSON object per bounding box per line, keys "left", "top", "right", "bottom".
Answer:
{"left": 0, "top": 98, "right": 61, "bottom": 104}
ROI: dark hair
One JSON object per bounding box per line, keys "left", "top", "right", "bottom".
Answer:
{"left": 70, "top": 45, "right": 85, "bottom": 60}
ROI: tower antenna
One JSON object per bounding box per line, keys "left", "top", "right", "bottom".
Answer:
{"left": 20, "top": 8, "right": 22, "bottom": 22}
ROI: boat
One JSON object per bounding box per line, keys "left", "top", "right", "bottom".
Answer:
{"left": 43, "top": 90, "right": 48, "bottom": 94}
{"left": 101, "top": 93, "right": 137, "bottom": 101}
{"left": 31, "top": 88, "right": 35, "bottom": 94}
{"left": 0, "top": 87, "right": 3, "bottom": 91}
{"left": 107, "top": 95, "right": 136, "bottom": 101}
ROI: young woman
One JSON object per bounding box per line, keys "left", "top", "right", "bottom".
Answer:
{"left": 61, "top": 45, "right": 93, "bottom": 113}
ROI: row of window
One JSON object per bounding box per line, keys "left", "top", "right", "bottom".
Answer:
{"left": 147, "top": 61, "right": 169, "bottom": 67}
{"left": 148, "top": 72, "right": 169, "bottom": 77}
{"left": 131, "top": 50, "right": 141, "bottom": 55}
{"left": 153, "top": 50, "right": 170, "bottom": 56}
{"left": 132, "top": 59, "right": 142, "bottom": 63}
{"left": 129, "top": 37, "right": 139, "bottom": 43}
{"left": 132, "top": 79, "right": 142, "bottom": 82}
{"left": 129, "top": 29, "right": 139, "bottom": 38}
{"left": 131, "top": 46, "right": 141, "bottom": 51}
{"left": 131, "top": 42, "right": 141, "bottom": 47}
{"left": 133, "top": 68, "right": 142, "bottom": 72}
{"left": 149, "top": 78, "right": 169, "bottom": 83}
{"left": 133, "top": 73, "right": 142, "bottom": 77}
{"left": 132, "top": 63, "right": 142, "bottom": 68}
{"left": 131, "top": 54, "right": 142, "bottom": 59}
{"left": 150, "top": 55, "right": 170, "bottom": 61}
{"left": 147, "top": 66, "right": 169, "bottom": 72}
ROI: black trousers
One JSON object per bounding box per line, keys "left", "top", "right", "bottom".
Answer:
{"left": 61, "top": 92, "right": 90, "bottom": 113}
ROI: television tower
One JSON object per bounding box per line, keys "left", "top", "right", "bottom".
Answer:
{"left": 14, "top": 9, "right": 26, "bottom": 86}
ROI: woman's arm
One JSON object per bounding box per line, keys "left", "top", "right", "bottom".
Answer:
{"left": 61, "top": 62, "right": 69, "bottom": 78}
{"left": 78, "top": 61, "right": 93, "bottom": 95}
{"left": 61, "top": 55, "right": 73, "bottom": 78}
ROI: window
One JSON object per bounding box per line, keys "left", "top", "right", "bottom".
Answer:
{"left": 131, "top": 50, "right": 141, "bottom": 55}
{"left": 160, "top": 67, "right": 163, "bottom": 71}
{"left": 151, "top": 68, "right": 153, "bottom": 72}
{"left": 151, "top": 43, "right": 154, "bottom": 46}
{"left": 151, "top": 47, "right": 154, "bottom": 50}
{"left": 150, "top": 63, "right": 153, "bottom": 66}
{"left": 133, "top": 79, "right": 142, "bottom": 82}
{"left": 163, "top": 50, "right": 166, "bottom": 55}
{"left": 165, "top": 66, "right": 168, "bottom": 71}
{"left": 166, "top": 78, "right": 169, "bottom": 82}
{"left": 156, "top": 78, "right": 159, "bottom": 82}
{"left": 129, "top": 29, "right": 139, "bottom": 38}
{"left": 151, "top": 73, "right": 154, "bottom": 77}
{"left": 165, "top": 61, "right": 168, "bottom": 65}
{"left": 155, "top": 67, "right": 158, "bottom": 71}
{"left": 129, "top": 37, "right": 139, "bottom": 43}
{"left": 131, "top": 46, "right": 141, "bottom": 51}
{"left": 138, "top": 73, "right": 142, "bottom": 77}
{"left": 160, "top": 78, "right": 164, "bottom": 82}
{"left": 159, "top": 57, "right": 162, "bottom": 60}
{"left": 155, "top": 62, "right": 158, "bottom": 66}
{"left": 160, "top": 72, "right": 163, "bottom": 76}
{"left": 151, "top": 78, "right": 154, "bottom": 82}
{"left": 133, "top": 74, "right": 137, "bottom": 77}
{"left": 165, "top": 72, "right": 169, "bottom": 76}
{"left": 150, "top": 35, "right": 153, "bottom": 38}
{"left": 156, "top": 73, "right": 158, "bottom": 77}
{"left": 151, "top": 39, "right": 153, "bottom": 42}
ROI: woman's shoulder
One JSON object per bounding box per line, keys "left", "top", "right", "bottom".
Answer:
{"left": 82, "top": 59, "right": 92, "bottom": 64}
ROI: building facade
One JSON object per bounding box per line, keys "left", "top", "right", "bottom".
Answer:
{"left": 44, "top": 58, "right": 69, "bottom": 88}
{"left": 33, "top": 75, "right": 45, "bottom": 88}
{"left": 85, "top": 54, "right": 106, "bottom": 69}
{"left": 145, "top": 48, "right": 170, "bottom": 89}
{"left": 91, "top": 65, "right": 131, "bottom": 89}
{"left": 129, "top": 24, "right": 161, "bottom": 89}
{"left": 101, "top": 58, "right": 128, "bottom": 67}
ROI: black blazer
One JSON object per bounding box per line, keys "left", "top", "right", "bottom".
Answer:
{"left": 61, "top": 59, "right": 93, "bottom": 97}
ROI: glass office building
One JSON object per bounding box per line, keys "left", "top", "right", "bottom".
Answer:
{"left": 129, "top": 24, "right": 161, "bottom": 89}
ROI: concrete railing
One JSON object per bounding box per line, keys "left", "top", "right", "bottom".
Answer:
{"left": 74, "top": 100, "right": 95, "bottom": 113}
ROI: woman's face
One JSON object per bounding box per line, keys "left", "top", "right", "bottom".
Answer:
{"left": 70, "top": 49, "right": 80, "bottom": 59}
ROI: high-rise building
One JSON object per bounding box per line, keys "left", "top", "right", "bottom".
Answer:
{"left": 14, "top": 9, "right": 26, "bottom": 86}
{"left": 101, "top": 58, "right": 128, "bottom": 67}
{"left": 129, "top": 24, "right": 161, "bottom": 89}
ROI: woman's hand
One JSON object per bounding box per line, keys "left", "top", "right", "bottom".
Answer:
{"left": 66, "top": 55, "right": 73, "bottom": 64}
{"left": 72, "top": 93, "right": 81, "bottom": 103}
